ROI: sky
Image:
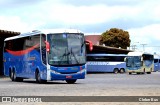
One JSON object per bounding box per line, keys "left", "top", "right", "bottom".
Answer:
{"left": 1, "top": 0, "right": 160, "bottom": 54}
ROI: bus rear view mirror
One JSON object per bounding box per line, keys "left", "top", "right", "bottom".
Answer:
{"left": 85, "top": 40, "right": 93, "bottom": 51}
{"left": 45, "top": 41, "right": 50, "bottom": 53}
{"left": 124, "top": 57, "right": 126, "bottom": 62}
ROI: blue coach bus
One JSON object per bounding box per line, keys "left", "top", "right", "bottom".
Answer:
{"left": 154, "top": 54, "right": 160, "bottom": 72}
{"left": 86, "top": 54, "right": 127, "bottom": 73}
{"left": 3, "top": 29, "right": 88, "bottom": 84}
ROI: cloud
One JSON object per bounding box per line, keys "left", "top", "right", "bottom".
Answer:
{"left": 0, "top": 16, "right": 35, "bottom": 32}
{"left": 1, "top": 0, "right": 160, "bottom": 33}
{"left": 0, "top": 16, "right": 20, "bottom": 31}
{"left": 1, "top": 0, "right": 160, "bottom": 54}
{"left": 128, "top": 24, "right": 160, "bottom": 43}
{"left": 58, "top": 0, "right": 141, "bottom": 6}
{"left": 2, "top": 1, "right": 143, "bottom": 26}
{"left": 34, "top": 0, "right": 160, "bottom": 32}
{"left": 128, "top": 24, "right": 160, "bottom": 53}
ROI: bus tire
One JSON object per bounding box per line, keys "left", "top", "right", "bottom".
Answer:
{"left": 10, "top": 69, "right": 23, "bottom": 82}
{"left": 141, "top": 72, "right": 145, "bottom": 74}
{"left": 36, "top": 71, "right": 46, "bottom": 84}
{"left": 147, "top": 68, "right": 152, "bottom": 74}
{"left": 142, "top": 68, "right": 145, "bottom": 74}
{"left": 114, "top": 68, "right": 119, "bottom": 74}
{"left": 66, "top": 79, "right": 77, "bottom": 84}
{"left": 10, "top": 70, "right": 16, "bottom": 81}
{"left": 129, "top": 72, "right": 132, "bottom": 75}
{"left": 16, "top": 77, "right": 23, "bottom": 82}
{"left": 120, "top": 68, "right": 125, "bottom": 73}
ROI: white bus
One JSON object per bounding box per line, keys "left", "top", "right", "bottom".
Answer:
{"left": 125, "top": 52, "right": 154, "bottom": 74}
{"left": 87, "top": 54, "right": 127, "bottom": 73}
{"left": 154, "top": 54, "right": 160, "bottom": 72}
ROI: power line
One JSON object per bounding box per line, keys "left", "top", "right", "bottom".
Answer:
{"left": 138, "top": 46, "right": 160, "bottom": 47}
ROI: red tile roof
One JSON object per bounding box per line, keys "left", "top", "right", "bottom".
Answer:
{"left": 85, "top": 35, "right": 101, "bottom": 45}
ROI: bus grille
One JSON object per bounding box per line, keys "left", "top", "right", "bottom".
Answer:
{"left": 60, "top": 72, "right": 78, "bottom": 74}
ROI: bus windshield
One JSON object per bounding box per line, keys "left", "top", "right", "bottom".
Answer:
{"left": 126, "top": 56, "right": 141, "bottom": 67}
{"left": 154, "top": 59, "right": 158, "bottom": 63}
{"left": 47, "top": 33, "right": 86, "bottom": 66}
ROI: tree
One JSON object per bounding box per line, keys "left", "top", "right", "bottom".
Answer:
{"left": 100, "top": 28, "right": 131, "bottom": 49}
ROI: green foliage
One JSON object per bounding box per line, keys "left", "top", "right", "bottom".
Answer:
{"left": 100, "top": 28, "right": 131, "bottom": 49}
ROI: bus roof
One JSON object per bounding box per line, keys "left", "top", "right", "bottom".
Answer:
{"left": 127, "top": 52, "right": 152, "bottom": 56}
{"left": 4, "top": 29, "right": 83, "bottom": 41}
{"left": 41, "top": 29, "right": 83, "bottom": 34}
{"left": 154, "top": 54, "right": 160, "bottom": 59}
{"left": 86, "top": 54, "right": 127, "bottom": 56}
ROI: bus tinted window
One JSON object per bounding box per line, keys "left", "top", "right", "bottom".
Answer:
{"left": 154, "top": 59, "right": 158, "bottom": 63}
{"left": 143, "top": 54, "right": 153, "bottom": 60}
{"left": 87, "top": 55, "right": 125, "bottom": 62}
{"left": 24, "top": 35, "right": 40, "bottom": 50}
{"left": 5, "top": 38, "right": 25, "bottom": 51}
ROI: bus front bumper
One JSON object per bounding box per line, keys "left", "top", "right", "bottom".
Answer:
{"left": 49, "top": 69, "right": 86, "bottom": 80}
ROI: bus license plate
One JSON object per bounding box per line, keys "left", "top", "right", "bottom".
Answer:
{"left": 66, "top": 76, "right": 72, "bottom": 79}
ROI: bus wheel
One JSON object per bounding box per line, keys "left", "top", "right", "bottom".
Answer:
{"left": 36, "top": 72, "right": 41, "bottom": 83}
{"left": 120, "top": 68, "right": 125, "bottom": 74}
{"left": 141, "top": 72, "right": 145, "bottom": 74}
{"left": 147, "top": 68, "right": 152, "bottom": 74}
{"left": 142, "top": 68, "right": 145, "bottom": 74}
{"left": 114, "top": 68, "right": 119, "bottom": 74}
{"left": 16, "top": 77, "right": 23, "bottom": 82}
{"left": 10, "top": 70, "right": 16, "bottom": 81}
{"left": 36, "top": 71, "right": 46, "bottom": 84}
{"left": 66, "top": 79, "right": 77, "bottom": 84}
{"left": 129, "top": 72, "right": 132, "bottom": 75}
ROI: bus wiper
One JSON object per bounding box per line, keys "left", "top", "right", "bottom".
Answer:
{"left": 59, "top": 48, "right": 70, "bottom": 65}
{"left": 59, "top": 48, "right": 80, "bottom": 65}
{"left": 81, "top": 42, "right": 84, "bottom": 53}
{"left": 69, "top": 48, "right": 79, "bottom": 64}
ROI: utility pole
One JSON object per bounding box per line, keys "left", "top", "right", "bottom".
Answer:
{"left": 131, "top": 42, "right": 139, "bottom": 51}
{"left": 131, "top": 45, "right": 137, "bottom": 51}
{"left": 141, "top": 44, "right": 147, "bottom": 51}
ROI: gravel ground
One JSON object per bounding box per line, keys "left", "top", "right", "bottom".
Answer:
{"left": 0, "top": 72, "right": 160, "bottom": 105}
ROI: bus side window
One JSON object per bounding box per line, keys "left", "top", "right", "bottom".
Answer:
{"left": 4, "top": 41, "right": 12, "bottom": 51}
{"left": 14, "top": 38, "right": 24, "bottom": 51}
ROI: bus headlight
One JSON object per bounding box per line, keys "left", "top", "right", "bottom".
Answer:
{"left": 50, "top": 70, "right": 61, "bottom": 74}
{"left": 77, "top": 69, "right": 86, "bottom": 73}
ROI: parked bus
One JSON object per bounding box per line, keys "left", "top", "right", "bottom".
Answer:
{"left": 3, "top": 29, "right": 89, "bottom": 84}
{"left": 86, "top": 54, "right": 127, "bottom": 73}
{"left": 154, "top": 54, "right": 160, "bottom": 72}
{"left": 125, "top": 52, "right": 154, "bottom": 74}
